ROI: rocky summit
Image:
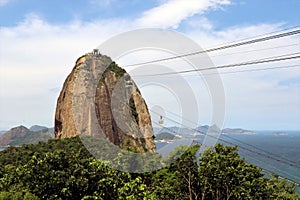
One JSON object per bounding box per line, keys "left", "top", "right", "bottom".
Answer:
{"left": 54, "top": 51, "right": 156, "bottom": 153}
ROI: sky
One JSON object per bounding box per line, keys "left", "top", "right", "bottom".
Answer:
{"left": 0, "top": 0, "right": 300, "bottom": 130}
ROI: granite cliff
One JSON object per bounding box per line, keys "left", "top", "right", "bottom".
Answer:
{"left": 54, "top": 51, "right": 156, "bottom": 153}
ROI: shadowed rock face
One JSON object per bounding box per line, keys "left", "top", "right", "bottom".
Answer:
{"left": 54, "top": 53, "right": 156, "bottom": 153}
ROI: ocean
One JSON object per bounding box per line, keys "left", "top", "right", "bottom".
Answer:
{"left": 1, "top": 131, "right": 299, "bottom": 193}
{"left": 156, "top": 130, "right": 300, "bottom": 194}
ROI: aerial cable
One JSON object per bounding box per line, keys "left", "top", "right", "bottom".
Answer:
{"left": 133, "top": 53, "right": 300, "bottom": 77}
{"left": 149, "top": 109, "right": 300, "bottom": 169}
{"left": 149, "top": 105, "right": 300, "bottom": 166}
{"left": 152, "top": 113, "right": 300, "bottom": 184}
{"left": 123, "top": 29, "right": 300, "bottom": 68}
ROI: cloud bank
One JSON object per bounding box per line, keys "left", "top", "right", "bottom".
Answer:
{"left": 0, "top": 0, "right": 299, "bottom": 130}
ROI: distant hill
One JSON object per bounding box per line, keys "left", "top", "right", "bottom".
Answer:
{"left": 196, "top": 125, "right": 209, "bottom": 133}
{"left": 153, "top": 125, "right": 257, "bottom": 137}
{"left": 0, "top": 130, "right": 7, "bottom": 135}
{"left": 156, "top": 132, "right": 175, "bottom": 140}
{"left": 222, "top": 128, "right": 255, "bottom": 134}
{"left": 153, "top": 127, "right": 195, "bottom": 135}
{"left": 154, "top": 125, "right": 211, "bottom": 135}
{"left": 0, "top": 125, "right": 52, "bottom": 146}
{"left": 49, "top": 127, "right": 54, "bottom": 136}
{"left": 196, "top": 124, "right": 221, "bottom": 133}
{"left": 272, "top": 131, "right": 288, "bottom": 136}
{"left": 29, "top": 125, "right": 49, "bottom": 132}
{"left": 0, "top": 126, "right": 29, "bottom": 146}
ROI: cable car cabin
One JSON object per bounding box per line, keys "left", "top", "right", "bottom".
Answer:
{"left": 159, "top": 116, "right": 164, "bottom": 125}
{"left": 124, "top": 73, "right": 130, "bottom": 81}
{"left": 124, "top": 73, "right": 133, "bottom": 88}
{"left": 125, "top": 80, "right": 133, "bottom": 88}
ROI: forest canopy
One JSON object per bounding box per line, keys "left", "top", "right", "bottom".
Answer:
{"left": 0, "top": 137, "right": 299, "bottom": 200}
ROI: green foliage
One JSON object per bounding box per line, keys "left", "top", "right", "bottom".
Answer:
{"left": 0, "top": 137, "right": 299, "bottom": 200}
{"left": 0, "top": 191, "right": 39, "bottom": 200}
{"left": 198, "top": 144, "right": 269, "bottom": 199}
{"left": 0, "top": 137, "right": 91, "bottom": 167}
{"left": 267, "top": 175, "right": 300, "bottom": 200}
{"left": 156, "top": 144, "right": 200, "bottom": 200}
{"left": 155, "top": 132, "right": 175, "bottom": 140}
{"left": 100, "top": 61, "right": 126, "bottom": 82}
{"left": 118, "top": 177, "right": 155, "bottom": 200}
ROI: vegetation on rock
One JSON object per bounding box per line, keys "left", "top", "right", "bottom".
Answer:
{"left": 100, "top": 61, "right": 126, "bottom": 82}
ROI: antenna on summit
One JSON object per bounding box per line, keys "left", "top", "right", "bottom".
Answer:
{"left": 93, "top": 49, "right": 100, "bottom": 55}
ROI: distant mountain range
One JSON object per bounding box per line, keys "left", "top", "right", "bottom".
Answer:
{"left": 29, "top": 125, "right": 48, "bottom": 132}
{"left": 0, "top": 130, "right": 6, "bottom": 135}
{"left": 222, "top": 128, "right": 255, "bottom": 134}
{"left": 153, "top": 125, "right": 255, "bottom": 137}
{"left": 155, "top": 132, "right": 176, "bottom": 141}
{"left": 0, "top": 124, "right": 255, "bottom": 147}
{"left": 0, "top": 125, "right": 54, "bottom": 147}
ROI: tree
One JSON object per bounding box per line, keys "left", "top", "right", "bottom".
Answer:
{"left": 150, "top": 145, "right": 200, "bottom": 200}
{"left": 198, "top": 144, "right": 295, "bottom": 200}
{"left": 267, "top": 175, "right": 300, "bottom": 200}
{"left": 0, "top": 191, "right": 39, "bottom": 200}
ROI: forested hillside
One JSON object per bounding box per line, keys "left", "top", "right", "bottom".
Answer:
{"left": 0, "top": 137, "right": 299, "bottom": 199}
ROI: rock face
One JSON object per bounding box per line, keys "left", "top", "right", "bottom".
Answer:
{"left": 54, "top": 52, "right": 156, "bottom": 153}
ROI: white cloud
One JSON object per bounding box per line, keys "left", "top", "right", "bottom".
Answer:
{"left": 185, "top": 16, "right": 214, "bottom": 30}
{"left": 137, "top": 0, "right": 231, "bottom": 28}
{"left": 0, "top": 8, "right": 299, "bottom": 130}
{"left": 0, "top": 13, "right": 133, "bottom": 129}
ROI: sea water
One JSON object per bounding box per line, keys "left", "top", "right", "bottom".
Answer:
{"left": 155, "top": 130, "right": 300, "bottom": 194}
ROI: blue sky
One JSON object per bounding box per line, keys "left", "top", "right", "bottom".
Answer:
{"left": 206, "top": 0, "right": 300, "bottom": 29}
{"left": 0, "top": 0, "right": 156, "bottom": 26}
{"left": 0, "top": 0, "right": 299, "bottom": 130}
{"left": 0, "top": 0, "right": 299, "bottom": 28}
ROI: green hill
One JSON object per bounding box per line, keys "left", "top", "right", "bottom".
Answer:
{"left": 0, "top": 126, "right": 52, "bottom": 146}
{"left": 9, "top": 129, "right": 52, "bottom": 146}
{"left": 155, "top": 132, "right": 175, "bottom": 140}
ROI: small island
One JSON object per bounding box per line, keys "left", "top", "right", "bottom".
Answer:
{"left": 272, "top": 131, "right": 288, "bottom": 136}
